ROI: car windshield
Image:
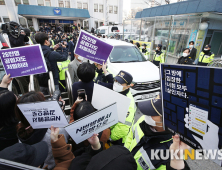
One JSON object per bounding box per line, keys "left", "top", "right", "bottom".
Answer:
{"left": 100, "top": 29, "right": 105, "bottom": 34}
{"left": 109, "top": 46, "right": 146, "bottom": 63}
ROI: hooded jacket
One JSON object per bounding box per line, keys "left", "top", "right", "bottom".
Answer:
{"left": 41, "top": 45, "right": 68, "bottom": 86}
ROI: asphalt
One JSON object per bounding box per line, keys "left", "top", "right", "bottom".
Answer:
{"left": 134, "top": 107, "right": 222, "bottom": 170}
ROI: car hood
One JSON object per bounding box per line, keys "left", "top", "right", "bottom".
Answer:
{"left": 108, "top": 61, "right": 160, "bottom": 82}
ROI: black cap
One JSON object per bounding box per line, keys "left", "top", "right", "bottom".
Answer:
{"left": 142, "top": 43, "right": 147, "bottom": 46}
{"left": 114, "top": 70, "right": 133, "bottom": 85}
{"left": 85, "top": 146, "right": 137, "bottom": 170}
{"left": 0, "top": 141, "right": 48, "bottom": 167}
{"left": 205, "top": 44, "right": 211, "bottom": 48}
{"left": 138, "top": 93, "right": 162, "bottom": 116}
{"left": 157, "top": 44, "right": 162, "bottom": 48}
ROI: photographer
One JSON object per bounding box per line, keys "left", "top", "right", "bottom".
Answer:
{"left": 7, "top": 21, "right": 29, "bottom": 47}
{"left": 35, "top": 32, "right": 68, "bottom": 91}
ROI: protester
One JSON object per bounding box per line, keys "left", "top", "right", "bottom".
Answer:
{"left": 35, "top": 32, "right": 68, "bottom": 91}
{"left": 68, "top": 54, "right": 83, "bottom": 84}
{"left": 93, "top": 62, "right": 110, "bottom": 84}
{"left": 0, "top": 90, "right": 18, "bottom": 151}
{"left": 177, "top": 48, "right": 194, "bottom": 65}
{"left": 72, "top": 62, "right": 113, "bottom": 103}
{"left": 69, "top": 98, "right": 110, "bottom": 151}
{"left": 15, "top": 91, "right": 69, "bottom": 169}
{"left": 197, "top": 44, "right": 214, "bottom": 66}
{"left": 124, "top": 94, "right": 190, "bottom": 170}
{"left": 0, "top": 74, "right": 13, "bottom": 91}
{"left": 110, "top": 71, "right": 136, "bottom": 145}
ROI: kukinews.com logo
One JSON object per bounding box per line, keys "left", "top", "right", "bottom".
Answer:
{"left": 151, "top": 149, "right": 222, "bottom": 160}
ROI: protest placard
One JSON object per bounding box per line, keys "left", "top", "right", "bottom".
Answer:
{"left": 161, "top": 64, "right": 222, "bottom": 166}
{"left": 0, "top": 44, "right": 47, "bottom": 78}
{"left": 65, "top": 103, "right": 118, "bottom": 144}
{"left": 17, "top": 101, "right": 68, "bottom": 129}
{"left": 74, "top": 30, "right": 114, "bottom": 65}
{"left": 0, "top": 159, "right": 41, "bottom": 170}
{"left": 92, "top": 84, "right": 131, "bottom": 123}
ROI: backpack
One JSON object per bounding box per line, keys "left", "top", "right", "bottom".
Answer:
{"left": 36, "top": 51, "right": 52, "bottom": 87}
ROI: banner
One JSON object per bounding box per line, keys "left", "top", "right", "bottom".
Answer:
{"left": 74, "top": 30, "right": 114, "bottom": 65}
{"left": 0, "top": 44, "right": 47, "bottom": 78}
{"left": 161, "top": 64, "right": 222, "bottom": 166}
{"left": 0, "top": 158, "right": 41, "bottom": 170}
{"left": 65, "top": 103, "right": 118, "bottom": 144}
{"left": 92, "top": 84, "right": 131, "bottom": 123}
{"left": 17, "top": 101, "right": 68, "bottom": 129}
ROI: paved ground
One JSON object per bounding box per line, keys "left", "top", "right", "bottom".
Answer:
{"left": 134, "top": 108, "right": 222, "bottom": 170}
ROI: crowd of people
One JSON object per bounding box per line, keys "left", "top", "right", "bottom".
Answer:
{"left": 0, "top": 21, "right": 216, "bottom": 170}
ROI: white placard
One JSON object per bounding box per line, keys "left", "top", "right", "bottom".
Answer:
{"left": 92, "top": 84, "right": 131, "bottom": 123}
{"left": 65, "top": 103, "right": 118, "bottom": 144}
{"left": 17, "top": 101, "right": 68, "bottom": 129}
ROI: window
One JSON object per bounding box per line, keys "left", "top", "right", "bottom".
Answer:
{"left": 83, "top": 3, "right": 88, "bottom": 10}
{"left": 114, "top": 6, "right": 118, "bottom": 14}
{"left": 109, "top": 6, "right": 113, "bottom": 13}
{"left": 77, "top": 2, "right": 82, "bottom": 9}
{"left": 27, "top": 19, "right": 33, "bottom": 27}
{"left": 0, "top": 0, "right": 5, "bottom": 5}
{"left": 3, "top": 18, "right": 10, "bottom": 23}
{"left": 45, "top": 0, "right": 50, "bottom": 6}
{"left": 37, "top": 0, "right": 44, "bottom": 6}
{"left": 94, "top": 4, "right": 98, "bottom": 12}
{"left": 19, "top": 18, "right": 26, "bottom": 27}
{"left": 99, "top": 4, "right": 103, "bottom": 13}
{"left": 14, "top": 0, "right": 21, "bottom": 6}
{"left": 23, "top": 0, "right": 29, "bottom": 5}
{"left": 64, "top": 0, "right": 70, "bottom": 8}
{"left": 58, "top": 0, "right": 64, "bottom": 7}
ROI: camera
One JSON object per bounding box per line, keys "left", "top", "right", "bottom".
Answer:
{"left": 48, "top": 90, "right": 65, "bottom": 110}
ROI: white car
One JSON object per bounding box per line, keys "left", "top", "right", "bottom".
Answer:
{"left": 104, "top": 39, "right": 160, "bottom": 102}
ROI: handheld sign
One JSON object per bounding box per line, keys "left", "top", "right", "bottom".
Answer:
{"left": 161, "top": 64, "right": 222, "bottom": 166}
{"left": 0, "top": 44, "right": 47, "bottom": 78}
{"left": 65, "top": 103, "right": 118, "bottom": 144}
{"left": 74, "top": 30, "right": 113, "bottom": 65}
{"left": 0, "top": 158, "right": 41, "bottom": 170}
{"left": 92, "top": 84, "right": 131, "bottom": 123}
{"left": 17, "top": 101, "right": 68, "bottom": 129}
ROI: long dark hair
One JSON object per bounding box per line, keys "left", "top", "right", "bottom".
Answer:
{"left": 0, "top": 90, "right": 17, "bottom": 128}
{"left": 15, "top": 91, "right": 45, "bottom": 139}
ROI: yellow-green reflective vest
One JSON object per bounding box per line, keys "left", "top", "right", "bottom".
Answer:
{"left": 140, "top": 47, "right": 150, "bottom": 60}
{"left": 110, "top": 91, "right": 137, "bottom": 143}
{"left": 198, "top": 51, "right": 214, "bottom": 64}
{"left": 124, "top": 116, "right": 172, "bottom": 170}
{"left": 51, "top": 40, "right": 55, "bottom": 48}
{"left": 153, "top": 51, "right": 165, "bottom": 63}
{"left": 57, "top": 60, "right": 70, "bottom": 81}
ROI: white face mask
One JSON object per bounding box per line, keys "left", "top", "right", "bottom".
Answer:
{"left": 204, "top": 48, "right": 209, "bottom": 51}
{"left": 144, "top": 116, "right": 162, "bottom": 127}
{"left": 78, "top": 56, "right": 84, "bottom": 61}
{"left": 189, "top": 45, "right": 194, "bottom": 48}
{"left": 183, "top": 53, "right": 188, "bottom": 57}
{"left": 113, "top": 82, "right": 123, "bottom": 92}
{"left": 156, "top": 47, "right": 159, "bottom": 50}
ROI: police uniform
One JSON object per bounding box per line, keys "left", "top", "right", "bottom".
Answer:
{"left": 153, "top": 44, "right": 165, "bottom": 66}
{"left": 198, "top": 45, "right": 214, "bottom": 66}
{"left": 57, "top": 59, "right": 70, "bottom": 90}
{"left": 124, "top": 94, "right": 173, "bottom": 170}
{"left": 140, "top": 44, "right": 149, "bottom": 60}
{"left": 110, "top": 71, "right": 137, "bottom": 144}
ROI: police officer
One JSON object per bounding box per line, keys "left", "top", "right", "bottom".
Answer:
{"left": 140, "top": 43, "right": 149, "bottom": 60}
{"left": 130, "top": 40, "right": 134, "bottom": 44}
{"left": 153, "top": 44, "right": 165, "bottom": 66}
{"left": 124, "top": 94, "right": 190, "bottom": 170}
{"left": 135, "top": 42, "right": 140, "bottom": 49}
{"left": 110, "top": 71, "right": 137, "bottom": 145}
{"left": 198, "top": 44, "right": 214, "bottom": 66}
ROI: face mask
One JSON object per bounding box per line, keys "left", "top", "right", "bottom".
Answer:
{"left": 189, "top": 45, "right": 194, "bottom": 48}
{"left": 78, "top": 56, "right": 84, "bottom": 61}
{"left": 156, "top": 47, "right": 159, "bottom": 50}
{"left": 113, "top": 82, "right": 123, "bottom": 92}
{"left": 183, "top": 53, "right": 188, "bottom": 57}
{"left": 144, "top": 116, "right": 162, "bottom": 127}
{"left": 204, "top": 48, "right": 209, "bottom": 51}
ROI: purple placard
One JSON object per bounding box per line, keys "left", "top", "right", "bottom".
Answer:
{"left": 74, "top": 30, "right": 114, "bottom": 65}
{"left": 0, "top": 44, "right": 47, "bottom": 78}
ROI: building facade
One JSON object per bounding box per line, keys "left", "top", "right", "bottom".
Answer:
{"left": 0, "top": 0, "right": 123, "bottom": 31}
